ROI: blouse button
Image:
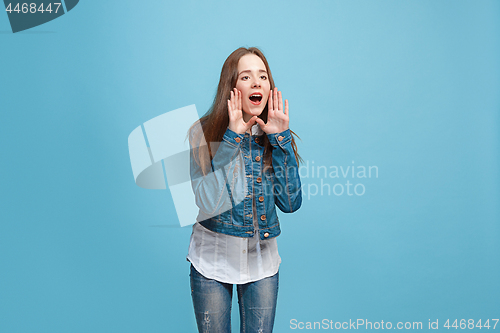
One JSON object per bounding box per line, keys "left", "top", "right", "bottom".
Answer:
{"left": 264, "top": 232, "right": 269, "bottom": 238}
{"left": 258, "top": 196, "right": 264, "bottom": 202}
{"left": 255, "top": 156, "right": 261, "bottom": 162}
{"left": 278, "top": 135, "right": 284, "bottom": 141}
{"left": 235, "top": 137, "right": 241, "bottom": 143}
{"left": 256, "top": 177, "right": 262, "bottom": 183}
{"left": 260, "top": 215, "right": 266, "bottom": 221}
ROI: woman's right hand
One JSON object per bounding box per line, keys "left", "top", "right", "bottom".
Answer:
{"left": 227, "top": 88, "right": 257, "bottom": 134}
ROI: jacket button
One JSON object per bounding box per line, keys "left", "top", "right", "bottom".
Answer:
{"left": 255, "top": 138, "right": 260, "bottom": 143}
{"left": 255, "top": 156, "right": 261, "bottom": 162}
{"left": 258, "top": 196, "right": 264, "bottom": 202}
{"left": 264, "top": 232, "right": 269, "bottom": 238}
{"left": 256, "top": 177, "right": 262, "bottom": 183}
{"left": 235, "top": 137, "right": 241, "bottom": 143}
{"left": 278, "top": 135, "right": 284, "bottom": 141}
{"left": 260, "top": 215, "right": 266, "bottom": 221}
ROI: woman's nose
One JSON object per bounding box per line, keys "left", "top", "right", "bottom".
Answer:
{"left": 251, "top": 79, "right": 261, "bottom": 88}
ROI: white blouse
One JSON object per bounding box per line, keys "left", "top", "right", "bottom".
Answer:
{"left": 186, "top": 124, "right": 281, "bottom": 284}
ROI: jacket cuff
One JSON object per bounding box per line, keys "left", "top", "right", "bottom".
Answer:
{"left": 267, "top": 129, "right": 292, "bottom": 149}
{"left": 222, "top": 127, "right": 245, "bottom": 147}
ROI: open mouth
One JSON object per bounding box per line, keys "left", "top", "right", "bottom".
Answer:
{"left": 249, "top": 93, "right": 263, "bottom": 105}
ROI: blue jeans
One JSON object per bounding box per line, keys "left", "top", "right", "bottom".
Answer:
{"left": 190, "top": 264, "right": 279, "bottom": 333}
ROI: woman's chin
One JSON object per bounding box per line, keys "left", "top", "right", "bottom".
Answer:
{"left": 243, "top": 108, "right": 264, "bottom": 120}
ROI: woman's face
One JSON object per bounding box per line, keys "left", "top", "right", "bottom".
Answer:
{"left": 235, "top": 54, "right": 271, "bottom": 119}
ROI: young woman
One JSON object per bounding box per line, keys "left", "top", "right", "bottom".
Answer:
{"left": 187, "top": 47, "right": 302, "bottom": 333}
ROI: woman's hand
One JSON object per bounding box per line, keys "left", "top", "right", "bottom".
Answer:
{"left": 256, "top": 87, "right": 289, "bottom": 134}
{"left": 227, "top": 88, "right": 257, "bottom": 134}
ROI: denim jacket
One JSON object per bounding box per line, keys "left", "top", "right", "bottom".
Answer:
{"left": 189, "top": 124, "right": 302, "bottom": 240}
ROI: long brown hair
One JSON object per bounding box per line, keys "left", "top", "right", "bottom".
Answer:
{"left": 190, "top": 47, "right": 301, "bottom": 175}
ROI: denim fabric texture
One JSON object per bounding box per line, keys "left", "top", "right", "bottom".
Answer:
{"left": 190, "top": 264, "right": 279, "bottom": 333}
{"left": 190, "top": 126, "right": 302, "bottom": 240}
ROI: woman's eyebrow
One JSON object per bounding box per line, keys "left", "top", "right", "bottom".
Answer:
{"left": 238, "top": 69, "right": 268, "bottom": 75}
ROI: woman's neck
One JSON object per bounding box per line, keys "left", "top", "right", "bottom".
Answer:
{"left": 243, "top": 113, "right": 254, "bottom": 134}
{"left": 243, "top": 112, "right": 252, "bottom": 123}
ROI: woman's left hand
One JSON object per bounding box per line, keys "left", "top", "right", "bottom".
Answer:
{"left": 255, "top": 87, "right": 289, "bottom": 134}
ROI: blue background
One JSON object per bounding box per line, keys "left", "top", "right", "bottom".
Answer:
{"left": 1, "top": 0, "right": 499, "bottom": 332}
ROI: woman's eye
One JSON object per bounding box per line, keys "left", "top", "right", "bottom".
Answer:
{"left": 241, "top": 76, "right": 249, "bottom": 80}
{"left": 260, "top": 75, "right": 267, "bottom": 80}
